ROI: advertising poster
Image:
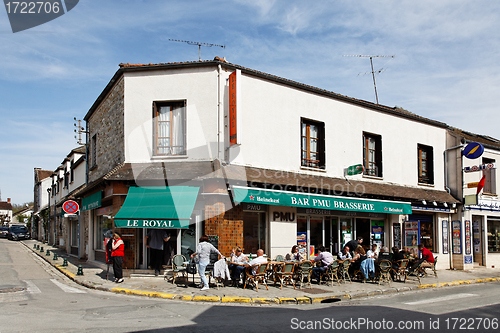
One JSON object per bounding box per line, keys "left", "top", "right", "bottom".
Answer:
{"left": 404, "top": 221, "right": 419, "bottom": 253}
{"left": 297, "top": 232, "right": 307, "bottom": 247}
{"left": 452, "top": 220, "right": 462, "bottom": 254}
{"left": 473, "top": 220, "right": 481, "bottom": 254}
{"left": 465, "top": 220, "right": 471, "bottom": 255}
{"left": 442, "top": 220, "right": 449, "bottom": 254}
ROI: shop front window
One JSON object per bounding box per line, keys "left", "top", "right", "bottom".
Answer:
{"left": 95, "top": 215, "right": 113, "bottom": 251}
{"left": 487, "top": 220, "right": 500, "bottom": 252}
{"left": 310, "top": 218, "right": 323, "bottom": 255}
{"left": 243, "top": 212, "right": 266, "bottom": 255}
{"left": 181, "top": 223, "right": 197, "bottom": 258}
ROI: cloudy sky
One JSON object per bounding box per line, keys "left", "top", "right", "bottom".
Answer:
{"left": 1, "top": 0, "right": 500, "bottom": 204}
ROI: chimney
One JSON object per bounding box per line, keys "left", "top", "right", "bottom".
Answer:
{"left": 7, "top": 198, "right": 11, "bottom": 204}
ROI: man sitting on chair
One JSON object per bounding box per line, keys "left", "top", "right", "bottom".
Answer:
{"left": 417, "top": 243, "right": 434, "bottom": 276}
{"left": 311, "top": 246, "right": 334, "bottom": 283}
{"left": 245, "top": 249, "right": 267, "bottom": 274}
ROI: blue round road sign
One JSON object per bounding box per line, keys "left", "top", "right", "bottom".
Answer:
{"left": 462, "top": 142, "right": 484, "bottom": 159}
{"left": 63, "top": 200, "right": 79, "bottom": 214}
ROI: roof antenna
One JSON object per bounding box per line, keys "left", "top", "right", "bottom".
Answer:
{"left": 344, "top": 55, "right": 395, "bottom": 104}
{"left": 168, "top": 39, "right": 225, "bottom": 61}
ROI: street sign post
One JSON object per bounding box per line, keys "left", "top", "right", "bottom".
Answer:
{"left": 62, "top": 200, "right": 79, "bottom": 214}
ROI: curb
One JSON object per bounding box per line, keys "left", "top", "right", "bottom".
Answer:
{"left": 21, "top": 241, "right": 500, "bottom": 305}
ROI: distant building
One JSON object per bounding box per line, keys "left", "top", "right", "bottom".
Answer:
{"left": 0, "top": 198, "right": 13, "bottom": 226}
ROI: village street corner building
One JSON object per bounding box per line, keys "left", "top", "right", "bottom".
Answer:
{"left": 70, "top": 57, "right": 465, "bottom": 271}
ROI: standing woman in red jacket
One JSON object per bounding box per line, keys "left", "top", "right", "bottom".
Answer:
{"left": 111, "top": 232, "right": 125, "bottom": 283}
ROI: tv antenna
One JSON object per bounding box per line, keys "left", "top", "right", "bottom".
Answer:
{"left": 344, "top": 55, "right": 395, "bottom": 104}
{"left": 73, "top": 117, "right": 88, "bottom": 146}
{"left": 169, "top": 39, "right": 225, "bottom": 61}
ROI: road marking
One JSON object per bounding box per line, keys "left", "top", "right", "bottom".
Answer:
{"left": 23, "top": 280, "right": 41, "bottom": 294}
{"left": 404, "top": 293, "right": 477, "bottom": 305}
{"left": 50, "top": 279, "right": 86, "bottom": 293}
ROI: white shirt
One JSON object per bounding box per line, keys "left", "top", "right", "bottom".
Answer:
{"left": 367, "top": 250, "right": 378, "bottom": 259}
{"left": 338, "top": 251, "right": 352, "bottom": 261}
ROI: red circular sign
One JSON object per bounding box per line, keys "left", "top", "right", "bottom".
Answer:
{"left": 63, "top": 200, "right": 79, "bottom": 214}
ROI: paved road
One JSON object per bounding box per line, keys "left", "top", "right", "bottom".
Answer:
{"left": 1, "top": 239, "right": 499, "bottom": 333}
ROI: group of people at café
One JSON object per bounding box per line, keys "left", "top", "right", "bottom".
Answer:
{"left": 187, "top": 234, "right": 435, "bottom": 290}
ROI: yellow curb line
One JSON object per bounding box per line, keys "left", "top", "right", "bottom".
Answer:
{"left": 221, "top": 297, "right": 252, "bottom": 303}
{"left": 192, "top": 295, "right": 221, "bottom": 302}
{"left": 252, "top": 297, "right": 279, "bottom": 304}
{"left": 111, "top": 287, "right": 180, "bottom": 300}
{"left": 418, "top": 277, "right": 500, "bottom": 289}
{"left": 296, "top": 297, "right": 312, "bottom": 304}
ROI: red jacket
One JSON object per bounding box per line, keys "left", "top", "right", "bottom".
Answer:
{"left": 112, "top": 238, "right": 125, "bottom": 257}
{"left": 421, "top": 247, "right": 434, "bottom": 263}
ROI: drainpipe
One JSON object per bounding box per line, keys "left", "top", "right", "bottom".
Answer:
{"left": 217, "top": 64, "right": 222, "bottom": 161}
{"left": 444, "top": 142, "right": 464, "bottom": 270}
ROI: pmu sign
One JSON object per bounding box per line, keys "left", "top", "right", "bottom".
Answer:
{"left": 62, "top": 200, "right": 79, "bottom": 214}
{"left": 462, "top": 142, "right": 484, "bottom": 159}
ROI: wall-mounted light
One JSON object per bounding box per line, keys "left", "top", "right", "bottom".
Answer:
{"left": 443, "top": 202, "right": 448, "bottom": 207}
{"left": 422, "top": 200, "right": 427, "bottom": 205}
{"left": 432, "top": 201, "right": 437, "bottom": 206}
{"left": 452, "top": 203, "right": 456, "bottom": 208}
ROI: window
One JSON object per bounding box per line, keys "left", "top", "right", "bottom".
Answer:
{"left": 301, "top": 118, "right": 325, "bottom": 169}
{"left": 488, "top": 219, "right": 500, "bottom": 252}
{"left": 243, "top": 212, "right": 266, "bottom": 254}
{"left": 153, "top": 101, "right": 186, "bottom": 156}
{"left": 64, "top": 167, "right": 69, "bottom": 188}
{"left": 95, "top": 215, "right": 112, "bottom": 251}
{"left": 418, "top": 144, "right": 434, "bottom": 184}
{"left": 363, "top": 132, "right": 382, "bottom": 177}
{"left": 91, "top": 134, "right": 97, "bottom": 168}
{"left": 482, "top": 157, "right": 496, "bottom": 194}
{"left": 70, "top": 160, "right": 74, "bottom": 183}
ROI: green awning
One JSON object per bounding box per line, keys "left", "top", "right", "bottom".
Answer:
{"left": 82, "top": 191, "right": 102, "bottom": 211}
{"left": 232, "top": 186, "right": 412, "bottom": 215}
{"left": 114, "top": 186, "right": 199, "bottom": 229}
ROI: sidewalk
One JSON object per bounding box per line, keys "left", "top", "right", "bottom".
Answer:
{"left": 22, "top": 240, "right": 500, "bottom": 305}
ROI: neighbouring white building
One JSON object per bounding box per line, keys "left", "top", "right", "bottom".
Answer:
{"left": 76, "top": 58, "right": 460, "bottom": 271}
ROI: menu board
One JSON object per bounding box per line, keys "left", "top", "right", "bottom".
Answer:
{"left": 404, "top": 221, "right": 419, "bottom": 253}
{"left": 393, "top": 223, "right": 401, "bottom": 249}
{"left": 452, "top": 220, "right": 462, "bottom": 254}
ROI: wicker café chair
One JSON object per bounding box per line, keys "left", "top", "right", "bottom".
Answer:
{"left": 338, "top": 259, "right": 352, "bottom": 284}
{"left": 391, "top": 259, "right": 410, "bottom": 283}
{"left": 297, "top": 261, "right": 313, "bottom": 289}
{"left": 164, "top": 254, "right": 187, "bottom": 284}
{"left": 275, "top": 262, "right": 296, "bottom": 289}
{"left": 377, "top": 260, "right": 392, "bottom": 285}
{"left": 244, "top": 263, "right": 269, "bottom": 291}
{"left": 321, "top": 260, "right": 340, "bottom": 286}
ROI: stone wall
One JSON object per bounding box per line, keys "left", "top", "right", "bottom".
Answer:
{"left": 88, "top": 77, "right": 125, "bottom": 183}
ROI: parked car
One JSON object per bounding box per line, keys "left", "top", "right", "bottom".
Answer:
{"left": 7, "top": 225, "right": 30, "bottom": 241}
{"left": 0, "top": 226, "right": 9, "bottom": 238}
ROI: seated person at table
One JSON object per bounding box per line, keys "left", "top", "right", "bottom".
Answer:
{"left": 338, "top": 246, "right": 352, "bottom": 260}
{"left": 244, "top": 249, "right": 267, "bottom": 274}
{"left": 311, "top": 246, "right": 334, "bottom": 283}
{"left": 376, "top": 247, "right": 392, "bottom": 263}
{"left": 391, "top": 247, "right": 405, "bottom": 279}
{"left": 417, "top": 244, "right": 435, "bottom": 275}
{"left": 349, "top": 245, "right": 367, "bottom": 276}
{"left": 229, "top": 247, "right": 248, "bottom": 284}
{"left": 366, "top": 244, "right": 378, "bottom": 259}
{"left": 286, "top": 245, "right": 304, "bottom": 261}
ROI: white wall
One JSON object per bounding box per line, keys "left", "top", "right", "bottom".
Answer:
{"left": 123, "top": 67, "right": 223, "bottom": 163}
{"left": 269, "top": 206, "right": 297, "bottom": 258}
{"left": 230, "top": 73, "right": 448, "bottom": 190}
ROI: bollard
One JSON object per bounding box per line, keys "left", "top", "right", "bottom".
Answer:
{"left": 36, "top": 244, "right": 40, "bottom": 250}
{"left": 77, "top": 265, "right": 84, "bottom": 276}
{"left": 46, "top": 249, "right": 50, "bottom": 256}
{"left": 53, "top": 253, "right": 58, "bottom": 260}
{"left": 40, "top": 246, "right": 44, "bottom": 252}
{"left": 33, "top": 244, "right": 37, "bottom": 249}
{"left": 62, "top": 258, "right": 68, "bottom": 267}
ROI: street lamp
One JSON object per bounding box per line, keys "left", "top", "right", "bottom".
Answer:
{"left": 47, "top": 187, "right": 51, "bottom": 244}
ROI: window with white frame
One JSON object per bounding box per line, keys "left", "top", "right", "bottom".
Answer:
{"left": 482, "top": 157, "right": 496, "bottom": 194}
{"left": 153, "top": 101, "right": 186, "bottom": 156}
{"left": 301, "top": 118, "right": 325, "bottom": 169}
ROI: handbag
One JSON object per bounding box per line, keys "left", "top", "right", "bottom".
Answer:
{"left": 186, "top": 259, "right": 197, "bottom": 274}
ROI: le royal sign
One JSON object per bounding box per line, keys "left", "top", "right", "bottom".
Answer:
{"left": 464, "top": 163, "right": 496, "bottom": 173}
